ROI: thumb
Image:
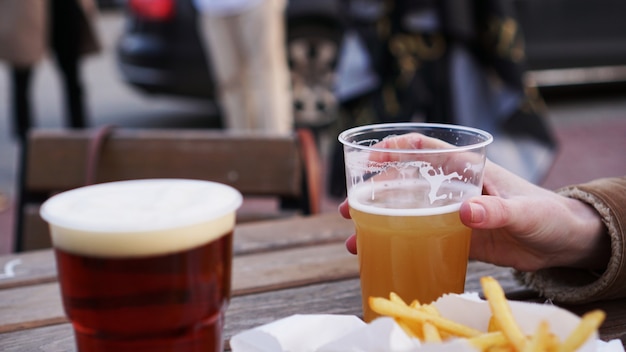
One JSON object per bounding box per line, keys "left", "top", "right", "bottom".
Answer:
{"left": 460, "top": 196, "right": 514, "bottom": 229}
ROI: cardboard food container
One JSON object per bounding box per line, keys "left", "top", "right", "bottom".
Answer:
{"left": 230, "top": 293, "right": 625, "bottom": 352}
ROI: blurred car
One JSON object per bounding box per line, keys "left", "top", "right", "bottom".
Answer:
{"left": 97, "top": 0, "right": 125, "bottom": 10}
{"left": 116, "top": 0, "right": 215, "bottom": 100}
{"left": 116, "top": 0, "right": 626, "bottom": 127}
{"left": 116, "top": 0, "right": 345, "bottom": 128}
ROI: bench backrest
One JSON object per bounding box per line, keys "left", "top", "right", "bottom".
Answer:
{"left": 15, "top": 127, "right": 322, "bottom": 251}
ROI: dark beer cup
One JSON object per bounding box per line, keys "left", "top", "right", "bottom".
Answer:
{"left": 40, "top": 179, "right": 242, "bottom": 351}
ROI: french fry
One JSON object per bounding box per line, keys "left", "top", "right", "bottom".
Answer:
{"left": 369, "top": 277, "right": 605, "bottom": 352}
{"left": 421, "top": 304, "right": 440, "bottom": 316}
{"left": 422, "top": 322, "right": 442, "bottom": 343}
{"left": 467, "top": 331, "right": 509, "bottom": 350}
{"left": 557, "top": 310, "right": 605, "bottom": 352}
{"left": 389, "top": 292, "right": 408, "bottom": 306}
{"left": 546, "top": 334, "right": 562, "bottom": 352}
{"left": 481, "top": 276, "right": 528, "bottom": 351}
{"left": 386, "top": 292, "right": 425, "bottom": 339}
{"left": 396, "top": 318, "right": 424, "bottom": 340}
{"left": 369, "top": 296, "right": 483, "bottom": 338}
{"left": 486, "top": 346, "right": 516, "bottom": 352}
{"left": 420, "top": 304, "right": 453, "bottom": 340}
{"left": 522, "top": 320, "right": 553, "bottom": 352}
{"left": 488, "top": 315, "right": 500, "bottom": 333}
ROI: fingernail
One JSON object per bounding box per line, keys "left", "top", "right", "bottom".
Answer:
{"left": 470, "top": 203, "right": 486, "bottom": 224}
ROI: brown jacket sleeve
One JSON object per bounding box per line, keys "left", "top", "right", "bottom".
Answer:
{"left": 515, "top": 176, "right": 626, "bottom": 304}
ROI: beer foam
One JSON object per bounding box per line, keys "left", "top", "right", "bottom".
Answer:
{"left": 40, "top": 179, "right": 243, "bottom": 257}
{"left": 350, "top": 198, "right": 462, "bottom": 217}
{"left": 348, "top": 180, "right": 476, "bottom": 216}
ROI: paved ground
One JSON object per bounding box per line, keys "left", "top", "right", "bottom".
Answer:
{"left": 540, "top": 99, "right": 626, "bottom": 190}
{"left": 1, "top": 11, "right": 625, "bottom": 254}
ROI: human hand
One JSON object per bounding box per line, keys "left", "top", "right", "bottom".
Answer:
{"left": 340, "top": 135, "right": 609, "bottom": 272}
{"left": 460, "top": 160, "right": 609, "bottom": 271}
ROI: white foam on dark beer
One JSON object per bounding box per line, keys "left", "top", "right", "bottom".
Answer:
{"left": 40, "top": 179, "right": 243, "bottom": 257}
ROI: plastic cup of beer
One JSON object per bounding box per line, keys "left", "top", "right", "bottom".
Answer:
{"left": 40, "top": 179, "right": 243, "bottom": 351}
{"left": 338, "top": 123, "right": 493, "bottom": 322}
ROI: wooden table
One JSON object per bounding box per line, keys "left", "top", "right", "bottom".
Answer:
{"left": 1, "top": 212, "right": 625, "bottom": 351}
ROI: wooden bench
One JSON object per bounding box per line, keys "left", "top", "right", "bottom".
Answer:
{"left": 14, "top": 127, "right": 323, "bottom": 252}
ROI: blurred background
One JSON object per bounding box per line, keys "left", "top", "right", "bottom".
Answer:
{"left": 1, "top": 0, "right": 626, "bottom": 253}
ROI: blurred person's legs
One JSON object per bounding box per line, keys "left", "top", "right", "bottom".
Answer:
{"left": 240, "top": 0, "right": 291, "bottom": 133}
{"left": 10, "top": 66, "right": 33, "bottom": 141}
{"left": 49, "top": 0, "right": 87, "bottom": 129}
{"left": 201, "top": 14, "right": 249, "bottom": 130}
{"left": 199, "top": 0, "right": 292, "bottom": 134}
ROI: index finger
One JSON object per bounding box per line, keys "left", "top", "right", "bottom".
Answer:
{"left": 367, "top": 133, "right": 486, "bottom": 187}
{"left": 368, "top": 133, "right": 454, "bottom": 163}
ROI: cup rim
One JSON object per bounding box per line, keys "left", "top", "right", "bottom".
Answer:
{"left": 338, "top": 122, "right": 493, "bottom": 154}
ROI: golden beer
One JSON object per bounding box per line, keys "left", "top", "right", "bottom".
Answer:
{"left": 349, "top": 180, "right": 472, "bottom": 322}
